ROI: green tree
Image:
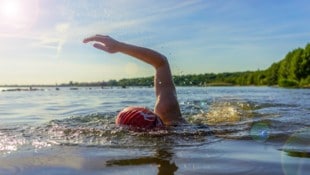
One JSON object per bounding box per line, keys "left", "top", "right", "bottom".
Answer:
{"left": 265, "top": 63, "right": 280, "bottom": 85}
{"left": 299, "top": 44, "right": 310, "bottom": 79}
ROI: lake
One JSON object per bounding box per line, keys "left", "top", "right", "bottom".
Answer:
{"left": 0, "top": 86, "right": 309, "bottom": 175}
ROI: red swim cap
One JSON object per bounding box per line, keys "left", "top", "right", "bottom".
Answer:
{"left": 116, "top": 107, "right": 163, "bottom": 129}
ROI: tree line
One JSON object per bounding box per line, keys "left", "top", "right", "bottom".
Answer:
{"left": 108, "top": 43, "right": 310, "bottom": 88}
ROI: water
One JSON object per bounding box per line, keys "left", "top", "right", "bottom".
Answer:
{"left": 0, "top": 86, "right": 309, "bottom": 175}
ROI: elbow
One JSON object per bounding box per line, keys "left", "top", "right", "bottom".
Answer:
{"left": 154, "top": 55, "right": 169, "bottom": 69}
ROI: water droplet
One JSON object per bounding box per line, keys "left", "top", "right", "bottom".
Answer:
{"left": 250, "top": 122, "right": 270, "bottom": 142}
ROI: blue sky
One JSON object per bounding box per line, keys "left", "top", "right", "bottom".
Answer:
{"left": 0, "top": 0, "right": 309, "bottom": 85}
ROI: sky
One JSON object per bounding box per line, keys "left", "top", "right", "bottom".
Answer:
{"left": 0, "top": 0, "right": 309, "bottom": 85}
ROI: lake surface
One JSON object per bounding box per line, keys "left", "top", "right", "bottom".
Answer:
{"left": 0, "top": 86, "right": 309, "bottom": 175}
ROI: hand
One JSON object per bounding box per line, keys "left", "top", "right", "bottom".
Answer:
{"left": 83, "top": 35, "right": 121, "bottom": 53}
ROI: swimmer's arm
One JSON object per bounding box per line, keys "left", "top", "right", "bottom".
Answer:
{"left": 83, "top": 35, "right": 166, "bottom": 69}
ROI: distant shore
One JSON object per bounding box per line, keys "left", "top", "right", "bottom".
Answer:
{"left": 1, "top": 83, "right": 309, "bottom": 91}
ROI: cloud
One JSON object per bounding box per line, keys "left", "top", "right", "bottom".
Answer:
{"left": 0, "top": 21, "right": 71, "bottom": 58}
{"left": 25, "top": 22, "right": 71, "bottom": 58}
{"left": 54, "top": 22, "right": 70, "bottom": 57}
{"left": 56, "top": 23, "right": 70, "bottom": 33}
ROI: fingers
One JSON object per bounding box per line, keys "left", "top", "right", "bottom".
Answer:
{"left": 83, "top": 36, "right": 99, "bottom": 43}
{"left": 83, "top": 37, "right": 95, "bottom": 43}
{"left": 83, "top": 34, "right": 108, "bottom": 43}
{"left": 84, "top": 34, "right": 118, "bottom": 53}
{"left": 93, "top": 43, "right": 108, "bottom": 51}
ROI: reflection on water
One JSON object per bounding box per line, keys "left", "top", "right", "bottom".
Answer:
{"left": 106, "top": 148, "right": 178, "bottom": 175}
{"left": 281, "top": 127, "right": 310, "bottom": 157}
{"left": 281, "top": 127, "right": 310, "bottom": 175}
{"left": 282, "top": 150, "right": 310, "bottom": 158}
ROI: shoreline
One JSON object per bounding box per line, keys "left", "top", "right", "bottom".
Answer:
{"left": 1, "top": 84, "right": 309, "bottom": 91}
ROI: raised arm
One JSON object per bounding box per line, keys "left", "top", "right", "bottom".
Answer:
{"left": 83, "top": 35, "right": 166, "bottom": 68}
{"left": 83, "top": 35, "right": 186, "bottom": 125}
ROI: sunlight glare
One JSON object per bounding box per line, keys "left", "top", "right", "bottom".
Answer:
{"left": 0, "top": 0, "right": 39, "bottom": 33}
{"left": 2, "top": 1, "right": 21, "bottom": 19}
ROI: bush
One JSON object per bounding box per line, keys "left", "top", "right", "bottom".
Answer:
{"left": 279, "top": 79, "right": 299, "bottom": 87}
{"left": 300, "top": 76, "right": 310, "bottom": 87}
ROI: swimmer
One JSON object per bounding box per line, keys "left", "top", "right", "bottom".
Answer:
{"left": 83, "top": 35, "right": 187, "bottom": 129}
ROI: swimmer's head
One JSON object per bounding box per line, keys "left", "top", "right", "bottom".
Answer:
{"left": 116, "top": 106, "right": 163, "bottom": 130}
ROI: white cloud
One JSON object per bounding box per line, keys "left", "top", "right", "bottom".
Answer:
{"left": 56, "top": 23, "right": 70, "bottom": 33}
{"left": 24, "top": 22, "right": 72, "bottom": 58}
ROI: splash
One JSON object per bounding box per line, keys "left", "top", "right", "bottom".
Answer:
{"left": 41, "top": 116, "right": 214, "bottom": 148}
{"left": 188, "top": 100, "right": 254, "bottom": 125}
{"left": 0, "top": 112, "right": 215, "bottom": 155}
{"left": 0, "top": 131, "right": 26, "bottom": 155}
